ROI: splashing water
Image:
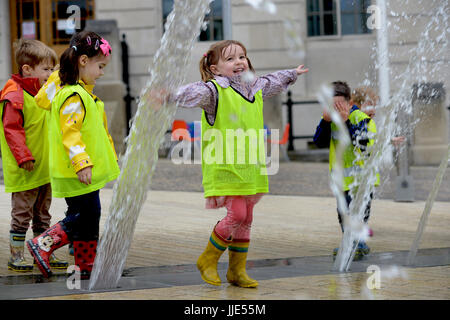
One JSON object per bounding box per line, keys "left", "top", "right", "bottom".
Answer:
{"left": 88, "top": 0, "right": 213, "bottom": 290}
{"left": 407, "top": 144, "right": 450, "bottom": 265}
{"left": 245, "top": 0, "right": 305, "bottom": 58}
{"left": 283, "top": 18, "right": 306, "bottom": 59}
{"left": 331, "top": 0, "right": 448, "bottom": 272}
{"left": 316, "top": 84, "right": 351, "bottom": 219}
{"left": 245, "top": 0, "right": 277, "bottom": 14}
{"left": 362, "top": 265, "right": 409, "bottom": 299}
{"left": 316, "top": 84, "right": 366, "bottom": 271}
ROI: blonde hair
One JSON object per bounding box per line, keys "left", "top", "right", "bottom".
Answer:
{"left": 351, "top": 86, "right": 379, "bottom": 107}
{"left": 199, "top": 40, "right": 254, "bottom": 82}
{"left": 14, "top": 39, "right": 58, "bottom": 75}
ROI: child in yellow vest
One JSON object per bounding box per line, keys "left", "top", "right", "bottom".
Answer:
{"left": 27, "top": 31, "right": 120, "bottom": 279}
{"left": 173, "top": 40, "right": 308, "bottom": 287}
{"left": 313, "top": 82, "right": 378, "bottom": 260}
{"left": 0, "top": 39, "right": 68, "bottom": 272}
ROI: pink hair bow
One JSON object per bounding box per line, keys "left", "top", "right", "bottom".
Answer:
{"left": 99, "top": 38, "right": 112, "bottom": 56}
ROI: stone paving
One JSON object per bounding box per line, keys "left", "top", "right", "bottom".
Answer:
{"left": 0, "top": 160, "right": 449, "bottom": 300}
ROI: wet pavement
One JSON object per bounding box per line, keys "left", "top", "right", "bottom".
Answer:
{"left": 0, "top": 159, "right": 449, "bottom": 300}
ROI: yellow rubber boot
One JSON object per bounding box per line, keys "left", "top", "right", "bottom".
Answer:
{"left": 197, "top": 229, "right": 231, "bottom": 286}
{"left": 226, "top": 240, "right": 258, "bottom": 288}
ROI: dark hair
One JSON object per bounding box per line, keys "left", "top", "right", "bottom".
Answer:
{"left": 332, "top": 81, "right": 351, "bottom": 101}
{"left": 59, "top": 30, "right": 110, "bottom": 85}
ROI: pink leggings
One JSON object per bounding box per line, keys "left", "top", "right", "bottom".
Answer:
{"left": 212, "top": 194, "right": 263, "bottom": 241}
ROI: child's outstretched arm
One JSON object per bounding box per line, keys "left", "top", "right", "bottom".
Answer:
{"left": 172, "top": 81, "right": 217, "bottom": 114}
{"left": 256, "top": 64, "right": 309, "bottom": 100}
{"left": 146, "top": 81, "right": 217, "bottom": 115}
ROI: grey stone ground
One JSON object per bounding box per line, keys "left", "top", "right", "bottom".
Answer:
{"left": 0, "top": 155, "right": 449, "bottom": 300}
{"left": 149, "top": 158, "right": 450, "bottom": 202}
{"left": 2, "top": 153, "right": 449, "bottom": 202}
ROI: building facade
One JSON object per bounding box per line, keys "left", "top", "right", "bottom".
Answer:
{"left": 0, "top": 0, "right": 448, "bottom": 156}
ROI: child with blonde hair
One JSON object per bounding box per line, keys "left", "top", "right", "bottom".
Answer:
{"left": 173, "top": 40, "right": 308, "bottom": 287}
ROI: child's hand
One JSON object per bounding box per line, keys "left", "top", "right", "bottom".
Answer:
{"left": 20, "top": 160, "right": 34, "bottom": 172}
{"left": 77, "top": 166, "right": 92, "bottom": 185}
{"left": 322, "top": 110, "right": 332, "bottom": 122}
{"left": 392, "top": 136, "right": 406, "bottom": 147}
{"left": 144, "top": 88, "right": 170, "bottom": 111}
{"left": 334, "top": 101, "right": 350, "bottom": 122}
{"left": 296, "top": 65, "right": 309, "bottom": 75}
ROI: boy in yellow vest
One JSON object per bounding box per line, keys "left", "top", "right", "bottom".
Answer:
{"left": 313, "top": 81, "right": 378, "bottom": 260}
{"left": 0, "top": 39, "right": 68, "bottom": 271}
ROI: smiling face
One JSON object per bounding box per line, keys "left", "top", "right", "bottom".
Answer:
{"left": 210, "top": 44, "right": 249, "bottom": 78}
{"left": 22, "top": 60, "right": 55, "bottom": 86}
{"left": 78, "top": 53, "right": 111, "bottom": 85}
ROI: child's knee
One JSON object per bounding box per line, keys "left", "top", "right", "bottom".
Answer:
{"left": 225, "top": 197, "right": 248, "bottom": 224}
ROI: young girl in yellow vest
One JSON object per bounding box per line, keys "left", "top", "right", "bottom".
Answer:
{"left": 173, "top": 40, "right": 308, "bottom": 287}
{"left": 0, "top": 39, "right": 68, "bottom": 272}
{"left": 27, "top": 31, "right": 120, "bottom": 279}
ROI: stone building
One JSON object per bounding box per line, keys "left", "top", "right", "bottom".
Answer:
{"left": 0, "top": 0, "right": 448, "bottom": 162}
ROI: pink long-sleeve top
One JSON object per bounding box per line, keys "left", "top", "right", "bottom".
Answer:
{"left": 174, "top": 69, "right": 298, "bottom": 125}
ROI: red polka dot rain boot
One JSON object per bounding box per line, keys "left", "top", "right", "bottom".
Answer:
{"left": 73, "top": 240, "right": 97, "bottom": 280}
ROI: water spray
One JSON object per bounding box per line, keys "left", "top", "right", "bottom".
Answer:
{"left": 89, "top": 0, "right": 213, "bottom": 290}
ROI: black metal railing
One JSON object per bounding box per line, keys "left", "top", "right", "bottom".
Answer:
{"left": 283, "top": 90, "right": 319, "bottom": 151}
{"left": 121, "top": 34, "right": 134, "bottom": 135}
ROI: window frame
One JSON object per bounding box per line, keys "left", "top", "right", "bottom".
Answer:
{"left": 162, "top": 0, "right": 231, "bottom": 42}
{"left": 307, "top": 0, "right": 373, "bottom": 40}
{"left": 9, "top": 0, "right": 95, "bottom": 72}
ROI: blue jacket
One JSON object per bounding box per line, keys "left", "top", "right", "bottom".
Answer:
{"left": 313, "top": 105, "right": 371, "bottom": 150}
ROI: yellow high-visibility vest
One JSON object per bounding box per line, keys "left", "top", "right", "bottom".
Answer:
{"left": 49, "top": 84, "right": 119, "bottom": 197}
{"left": 0, "top": 91, "right": 50, "bottom": 192}
{"left": 201, "top": 79, "right": 268, "bottom": 197}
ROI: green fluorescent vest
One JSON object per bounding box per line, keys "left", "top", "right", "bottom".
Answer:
{"left": 49, "top": 84, "right": 120, "bottom": 198}
{"left": 201, "top": 79, "right": 268, "bottom": 197}
{"left": 329, "top": 108, "right": 379, "bottom": 191}
{"left": 0, "top": 91, "right": 50, "bottom": 192}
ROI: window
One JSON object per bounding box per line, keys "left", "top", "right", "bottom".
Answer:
{"left": 307, "top": 0, "right": 338, "bottom": 36}
{"left": 162, "top": 0, "right": 224, "bottom": 41}
{"left": 50, "top": 0, "right": 95, "bottom": 45}
{"left": 9, "top": 0, "right": 95, "bottom": 72}
{"left": 12, "top": 0, "right": 41, "bottom": 41}
{"left": 307, "top": 0, "right": 372, "bottom": 37}
{"left": 11, "top": 0, "right": 95, "bottom": 44}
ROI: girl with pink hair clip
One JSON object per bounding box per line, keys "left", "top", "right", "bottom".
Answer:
{"left": 28, "top": 31, "right": 119, "bottom": 279}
